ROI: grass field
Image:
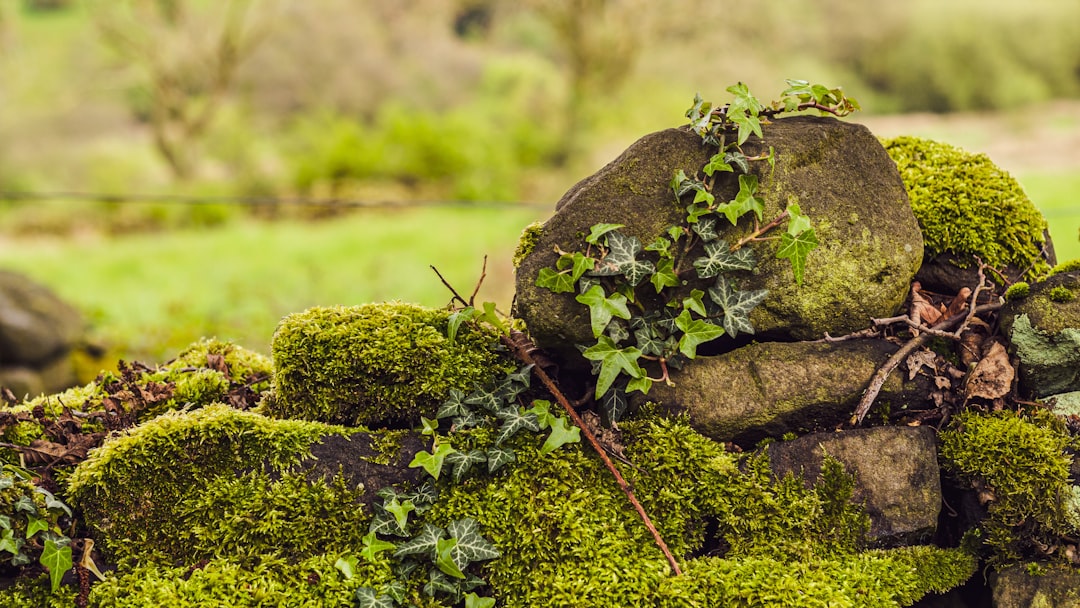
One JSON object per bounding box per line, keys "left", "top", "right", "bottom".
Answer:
{"left": 1018, "top": 172, "right": 1080, "bottom": 263}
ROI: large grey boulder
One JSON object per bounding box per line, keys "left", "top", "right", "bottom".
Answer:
{"left": 514, "top": 116, "right": 923, "bottom": 353}
{"left": 991, "top": 566, "right": 1080, "bottom": 607}
{"left": 638, "top": 339, "right": 933, "bottom": 445}
{"left": 0, "top": 270, "right": 82, "bottom": 366}
{"left": 767, "top": 426, "right": 941, "bottom": 545}
{"left": 1000, "top": 271, "right": 1080, "bottom": 397}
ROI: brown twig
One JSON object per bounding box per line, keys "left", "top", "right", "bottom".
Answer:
{"left": 431, "top": 265, "right": 470, "bottom": 309}
{"left": 467, "top": 256, "right": 488, "bottom": 307}
{"left": 850, "top": 302, "right": 1002, "bottom": 425}
{"left": 501, "top": 332, "right": 683, "bottom": 576}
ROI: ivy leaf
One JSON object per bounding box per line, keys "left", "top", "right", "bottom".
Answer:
{"left": 703, "top": 152, "right": 733, "bottom": 176}
{"left": 693, "top": 188, "right": 715, "bottom": 206}
{"left": 437, "top": 389, "right": 469, "bottom": 419}
{"left": 0, "top": 515, "right": 9, "bottom": 531}
{"left": 505, "top": 364, "right": 533, "bottom": 388}
{"left": 447, "top": 518, "right": 501, "bottom": 564}
{"left": 493, "top": 375, "right": 527, "bottom": 402}
{"left": 585, "top": 223, "right": 625, "bottom": 245}
{"left": 685, "top": 93, "right": 712, "bottom": 134}
{"left": 650, "top": 258, "right": 680, "bottom": 294}
{"left": 37, "top": 489, "right": 71, "bottom": 518}
{"left": 682, "top": 288, "right": 708, "bottom": 317}
{"left": 446, "top": 307, "right": 478, "bottom": 344}
{"left": 402, "top": 482, "right": 439, "bottom": 509}
{"left": 667, "top": 225, "right": 685, "bottom": 242}
{"left": 368, "top": 510, "right": 406, "bottom": 538}
{"left": 425, "top": 569, "right": 461, "bottom": 598}
{"left": 671, "top": 170, "right": 706, "bottom": 198}
{"left": 644, "top": 236, "right": 673, "bottom": 258}
{"left": 606, "top": 319, "right": 630, "bottom": 344}
{"left": 692, "top": 216, "right": 720, "bottom": 242}
{"left": 786, "top": 202, "right": 812, "bottom": 236}
{"left": 717, "top": 174, "right": 764, "bottom": 225}
{"left": 492, "top": 407, "right": 540, "bottom": 445}
{"left": 436, "top": 537, "right": 466, "bottom": 579}
{"left": 452, "top": 408, "right": 487, "bottom": 430}
{"left": 575, "top": 285, "right": 632, "bottom": 338}
{"left": 383, "top": 579, "right": 409, "bottom": 604}
{"left": 358, "top": 535, "right": 397, "bottom": 565}
{"left": 25, "top": 513, "right": 49, "bottom": 539}
{"left": 465, "top": 593, "right": 497, "bottom": 608}
{"left": 41, "top": 538, "right": 72, "bottom": 593}
{"left": 725, "top": 150, "right": 750, "bottom": 174}
{"left": 383, "top": 497, "right": 416, "bottom": 533}
{"left": 599, "top": 382, "right": 628, "bottom": 423}
{"left": 540, "top": 416, "right": 581, "bottom": 455}
{"left": 592, "top": 231, "right": 654, "bottom": 286}
{"left": 675, "top": 309, "right": 725, "bottom": 358}
{"left": 0, "top": 529, "right": 22, "bottom": 556}
{"left": 726, "top": 82, "right": 762, "bottom": 116}
{"left": 581, "top": 335, "right": 644, "bottom": 399}
{"left": 486, "top": 446, "right": 515, "bottom": 473}
{"left": 0, "top": 476, "right": 11, "bottom": 491}
{"left": 731, "top": 112, "right": 763, "bottom": 145}
{"left": 394, "top": 523, "right": 445, "bottom": 559}
{"left": 355, "top": 587, "right": 395, "bottom": 608}
{"left": 708, "top": 276, "right": 769, "bottom": 337}
{"left": 420, "top": 416, "right": 439, "bottom": 437}
{"left": 535, "top": 267, "right": 576, "bottom": 294}
{"left": 464, "top": 385, "right": 502, "bottom": 413}
{"left": 528, "top": 400, "right": 556, "bottom": 429}
{"left": 445, "top": 449, "right": 488, "bottom": 483}
{"left": 685, "top": 201, "right": 712, "bottom": 224}
{"left": 409, "top": 443, "right": 457, "bottom": 481}
{"left": 13, "top": 496, "right": 36, "bottom": 514}
{"left": 335, "top": 554, "right": 359, "bottom": 579}
{"left": 693, "top": 240, "right": 756, "bottom": 278}
{"left": 634, "top": 327, "right": 666, "bottom": 357}
{"left": 776, "top": 227, "right": 819, "bottom": 286}
{"left": 626, "top": 375, "right": 653, "bottom": 395}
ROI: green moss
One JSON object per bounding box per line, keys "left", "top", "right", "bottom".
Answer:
{"left": 0, "top": 573, "right": 78, "bottom": 608}
{"left": 1006, "top": 282, "right": 1031, "bottom": 301}
{"left": 66, "top": 403, "right": 347, "bottom": 565}
{"left": 882, "top": 136, "right": 1049, "bottom": 278}
{"left": 939, "top": 410, "right": 1077, "bottom": 566}
{"left": 86, "top": 553, "right": 394, "bottom": 608}
{"left": 424, "top": 415, "right": 970, "bottom": 606}
{"left": 1050, "top": 258, "right": 1080, "bottom": 277}
{"left": 1049, "top": 285, "right": 1075, "bottom": 303}
{"left": 512, "top": 221, "right": 544, "bottom": 269}
{"left": 266, "top": 303, "right": 514, "bottom": 428}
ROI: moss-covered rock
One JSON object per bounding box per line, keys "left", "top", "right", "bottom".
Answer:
{"left": 512, "top": 221, "right": 544, "bottom": 269}
{"left": 636, "top": 339, "right": 932, "bottom": 444}
{"left": 514, "top": 116, "right": 923, "bottom": 353}
{"left": 767, "top": 426, "right": 941, "bottom": 545}
{"left": 266, "top": 303, "right": 514, "bottom": 428}
{"left": 426, "top": 415, "right": 974, "bottom": 606}
{"left": 882, "top": 136, "right": 1051, "bottom": 287}
{"left": 939, "top": 410, "right": 1077, "bottom": 567}
{"left": 65, "top": 404, "right": 421, "bottom": 566}
{"left": 991, "top": 565, "right": 1080, "bottom": 608}
{"left": 1000, "top": 271, "right": 1080, "bottom": 397}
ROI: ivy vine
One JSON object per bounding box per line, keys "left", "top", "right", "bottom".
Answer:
{"left": 537, "top": 80, "right": 859, "bottom": 421}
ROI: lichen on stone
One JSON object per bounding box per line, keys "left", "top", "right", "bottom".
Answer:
{"left": 265, "top": 302, "right": 514, "bottom": 428}
{"left": 882, "top": 136, "right": 1049, "bottom": 278}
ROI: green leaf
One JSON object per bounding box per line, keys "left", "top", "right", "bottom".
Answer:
{"left": 731, "top": 113, "right": 762, "bottom": 145}
{"left": 685, "top": 93, "right": 712, "bottom": 134}
{"left": 644, "top": 236, "right": 672, "bottom": 258}
{"left": 581, "top": 335, "right": 644, "bottom": 399}
{"left": 409, "top": 443, "right": 457, "bottom": 481}
{"left": 626, "top": 375, "right": 653, "bottom": 395}
{"left": 383, "top": 497, "right": 415, "bottom": 533}
{"left": 575, "top": 285, "right": 632, "bottom": 338}
{"left": 703, "top": 152, "right": 733, "bottom": 176}
{"left": 368, "top": 510, "right": 406, "bottom": 537}
{"left": 13, "top": 496, "right": 36, "bottom": 514}
{"left": 667, "top": 225, "right": 685, "bottom": 242}
{"left": 692, "top": 188, "right": 715, "bottom": 206}
{"left": 728, "top": 174, "right": 765, "bottom": 224}
{"left": 776, "top": 227, "right": 819, "bottom": 285}
{"left": 464, "top": 385, "right": 502, "bottom": 413}
{"left": 535, "top": 267, "right": 576, "bottom": 294}
{"left": 420, "top": 416, "right": 439, "bottom": 437}
{"left": 25, "top": 513, "right": 49, "bottom": 539}
{"left": 606, "top": 319, "right": 630, "bottom": 344}
{"left": 599, "top": 384, "right": 628, "bottom": 423}
{"left": 692, "top": 216, "right": 720, "bottom": 242}
{"left": 494, "top": 408, "right": 540, "bottom": 445}
{"left": 585, "top": 223, "right": 625, "bottom": 245}
{"left": 0, "top": 515, "right": 9, "bottom": 530}
{"left": 0, "top": 529, "right": 22, "bottom": 556}
{"left": 465, "top": 593, "right": 497, "bottom": 608}
{"left": 41, "top": 538, "right": 72, "bottom": 593}
{"left": 437, "top": 388, "right": 469, "bottom": 419}
{"left": 0, "top": 476, "right": 12, "bottom": 491}
{"left": 527, "top": 399, "right": 555, "bottom": 429}
{"left": 446, "top": 307, "right": 478, "bottom": 344}
{"left": 685, "top": 202, "right": 712, "bottom": 224}
{"left": 394, "top": 523, "right": 445, "bottom": 559}
{"left": 436, "top": 537, "right": 466, "bottom": 579}
{"left": 682, "top": 288, "right": 708, "bottom": 317}
{"left": 726, "top": 82, "right": 761, "bottom": 116}
{"left": 693, "top": 240, "right": 756, "bottom": 278}
{"left": 335, "top": 554, "right": 360, "bottom": 578}
{"left": 634, "top": 327, "right": 666, "bottom": 357}
{"left": 708, "top": 276, "right": 769, "bottom": 337}
{"left": 358, "top": 532, "right": 396, "bottom": 563}
{"left": 674, "top": 309, "right": 725, "bottom": 358}
{"left": 650, "top": 258, "right": 680, "bottom": 294}
{"left": 591, "top": 231, "right": 654, "bottom": 286}
{"left": 786, "top": 202, "right": 812, "bottom": 236}
{"left": 447, "top": 518, "right": 501, "bottom": 563}
{"left": 540, "top": 416, "right": 581, "bottom": 455}
{"left": 445, "top": 449, "right": 488, "bottom": 483}
{"left": 355, "top": 587, "right": 395, "bottom": 608}
{"left": 486, "top": 446, "right": 515, "bottom": 473}
{"left": 480, "top": 301, "right": 507, "bottom": 334}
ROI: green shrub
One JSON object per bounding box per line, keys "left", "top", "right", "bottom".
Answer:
{"left": 883, "top": 136, "right": 1049, "bottom": 278}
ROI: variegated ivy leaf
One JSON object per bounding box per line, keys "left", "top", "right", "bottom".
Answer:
{"left": 447, "top": 517, "right": 501, "bottom": 564}
{"left": 708, "top": 276, "right": 769, "bottom": 337}
{"left": 452, "top": 408, "right": 487, "bottom": 430}
{"left": 505, "top": 364, "right": 534, "bottom": 388}
{"left": 445, "top": 449, "right": 488, "bottom": 483}
{"left": 437, "top": 388, "right": 469, "bottom": 420}
{"left": 685, "top": 93, "right": 712, "bottom": 135}
{"left": 600, "top": 383, "right": 628, "bottom": 423}
{"left": 606, "top": 319, "right": 630, "bottom": 344}
{"left": 464, "top": 385, "right": 502, "bottom": 413}
{"left": 369, "top": 510, "right": 409, "bottom": 538}
{"left": 393, "top": 523, "right": 445, "bottom": 559}
{"left": 355, "top": 587, "right": 395, "bottom": 608}
{"left": 494, "top": 406, "right": 540, "bottom": 444}
{"left": 402, "top": 482, "right": 439, "bottom": 510}
{"left": 674, "top": 309, "right": 725, "bottom": 358}
{"left": 725, "top": 150, "right": 750, "bottom": 174}
{"left": 591, "top": 231, "right": 655, "bottom": 286}
{"left": 383, "top": 580, "right": 409, "bottom": 604}
{"left": 650, "top": 258, "right": 680, "bottom": 294}
{"left": 425, "top": 568, "right": 461, "bottom": 597}
{"left": 493, "top": 375, "right": 527, "bottom": 402}
{"left": 693, "top": 240, "right": 756, "bottom": 278}
{"left": 575, "top": 285, "right": 632, "bottom": 338}
{"left": 692, "top": 216, "right": 720, "bottom": 242}
{"left": 634, "top": 327, "right": 666, "bottom": 357}
{"left": 486, "top": 446, "right": 515, "bottom": 473}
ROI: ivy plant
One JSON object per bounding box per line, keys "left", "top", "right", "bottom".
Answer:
{"left": 0, "top": 464, "right": 74, "bottom": 593}
{"left": 537, "top": 80, "right": 859, "bottom": 421}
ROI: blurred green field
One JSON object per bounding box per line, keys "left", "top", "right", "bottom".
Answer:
{"left": 1019, "top": 172, "right": 1080, "bottom": 263}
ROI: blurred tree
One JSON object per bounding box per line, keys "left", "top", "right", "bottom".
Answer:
{"left": 87, "top": 0, "right": 280, "bottom": 180}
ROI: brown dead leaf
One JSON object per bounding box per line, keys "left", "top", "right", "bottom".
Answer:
{"left": 943, "top": 287, "right": 972, "bottom": 320}
{"left": 906, "top": 349, "right": 939, "bottom": 380}
{"left": 581, "top": 410, "right": 627, "bottom": 463}
{"left": 910, "top": 282, "right": 943, "bottom": 326}
{"left": 965, "top": 341, "right": 1015, "bottom": 401}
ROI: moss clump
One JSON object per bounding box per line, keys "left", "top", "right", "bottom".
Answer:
{"left": 66, "top": 403, "right": 347, "bottom": 565}
{"left": 939, "top": 410, "right": 1077, "bottom": 566}
{"left": 86, "top": 553, "right": 394, "bottom": 608}
{"left": 882, "top": 136, "right": 1049, "bottom": 278}
{"left": 1050, "top": 258, "right": 1080, "bottom": 277}
{"left": 512, "top": 221, "right": 544, "bottom": 269}
{"left": 1005, "top": 282, "right": 1031, "bottom": 301}
{"left": 0, "top": 573, "right": 77, "bottom": 608}
{"left": 1049, "top": 285, "right": 1076, "bottom": 303}
{"left": 267, "top": 303, "right": 513, "bottom": 428}
{"left": 425, "top": 415, "right": 973, "bottom": 606}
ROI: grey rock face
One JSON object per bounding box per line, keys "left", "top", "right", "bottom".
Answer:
{"left": 1000, "top": 271, "right": 1080, "bottom": 397}
{"left": 991, "top": 566, "right": 1080, "bottom": 607}
{"left": 0, "top": 270, "right": 82, "bottom": 366}
{"left": 766, "top": 426, "right": 941, "bottom": 545}
{"left": 514, "top": 116, "right": 923, "bottom": 353}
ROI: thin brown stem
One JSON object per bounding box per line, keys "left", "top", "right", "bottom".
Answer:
{"left": 467, "top": 256, "right": 488, "bottom": 307}
{"left": 430, "top": 265, "right": 470, "bottom": 309}
{"left": 731, "top": 210, "right": 788, "bottom": 251}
